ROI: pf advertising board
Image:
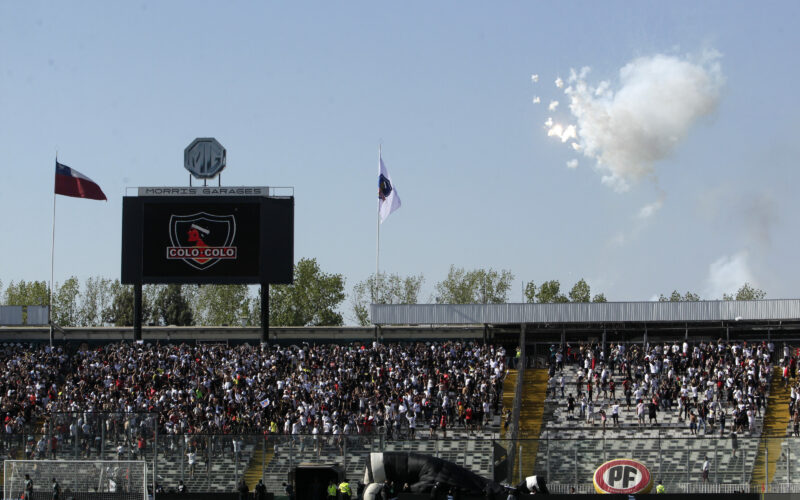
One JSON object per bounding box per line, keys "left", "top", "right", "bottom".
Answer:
{"left": 593, "top": 458, "right": 652, "bottom": 494}
{"left": 122, "top": 194, "right": 293, "bottom": 284}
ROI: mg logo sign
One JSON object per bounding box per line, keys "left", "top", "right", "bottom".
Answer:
{"left": 593, "top": 459, "right": 652, "bottom": 494}
{"left": 184, "top": 138, "right": 227, "bottom": 179}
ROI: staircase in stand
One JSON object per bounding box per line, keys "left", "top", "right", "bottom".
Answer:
{"left": 514, "top": 368, "right": 549, "bottom": 481}
{"left": 751, "top": 367, "right": 791, "bottom": 486}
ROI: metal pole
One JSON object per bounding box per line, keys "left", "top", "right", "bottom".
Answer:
{"left": 375, "top": 146, "right": 381, "bottom": 304}
{"left": 547, "top": 435, "right": 551, "bottom": 483}
{"left": 714, "top": 439, "right": 717, "bottom": 484}
{"left": 153, "top": 419, "right": 158, "bottom": 498}
{"left": 574, "top": 443, "right": 578, "bottom": 483}
{"left": 49, "top": 183, "right": 56, "bottom": 334}
{"left": 659, "top": 434, "right": 662, "bottom": 483}
{"left": 180, "top": 434, "right": 185, "bottom": 483}
{"left": 765, "top": 447, "right": 768, "bottom": 491}
{"left": 133, "top": 282, "right": 142, "bottom": 341}
{"left": 519, "top": 445, "right": 523, "bottom": 483}
{"left": 260, "top": 283, "right": 269, "bottom": 344}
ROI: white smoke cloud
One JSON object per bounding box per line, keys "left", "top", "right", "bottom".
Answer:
{"left": 547, "top": 123, "right": 577, "bottom": 143}
{"left": 548, "top": 100, "right": 559, "bottom": 111}
{"left": 637, "top": 199, "right": 663, "bottom": 219}
{"left": 562, "top": 50, "right": 724, "bottom": 192}
{"left": 531, "top": 74, "right": 539, "bottom": 83}
{"left": 532, "top": 96, "right": 541, "bottom": 104}
{"left": 544, "top": 117, "right": 554, "bottom": 128}
{"left": 555, "top": 77, "right": 564, "bottom": 88}
{"left": 704, "top": 251, "right": 753, "bottom": 299}
{"left": 566, "top": 159, "right": 578, "bottom": 169}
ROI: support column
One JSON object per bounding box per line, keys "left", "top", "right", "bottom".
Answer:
{"left": 260, "top": 282, "right": 269, "bottom": 344}
{"left": 134, "top": 282, "right": 142, "bottom": 341}
{"left": 602, "top": 328, "right": 607, "bottom": 360}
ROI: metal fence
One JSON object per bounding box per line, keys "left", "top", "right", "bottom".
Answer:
{"left": 3, "top": 413, "right": 800, "bottom": 496}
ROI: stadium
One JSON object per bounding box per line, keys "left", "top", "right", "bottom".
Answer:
{"left": 2, "top": 4, "right": 798, "bottom": 498}
{"left": 1, "top": 299, "right": 800, "bottom": 500}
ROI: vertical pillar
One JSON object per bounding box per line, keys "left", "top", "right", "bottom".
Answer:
{"left": 602, "top": 328, "right": 607, "bottom": 360}
{"left": 260, "top": 283, "right": 269, "bottom": 345}
{"left": 133, "top": 282, "right": 142, "bottom": 341}
{"left": 643, "top": 324, "right": 648, "bottom": 350}
{"left": 153, "top": 419, "right": 158, "bottom": 498}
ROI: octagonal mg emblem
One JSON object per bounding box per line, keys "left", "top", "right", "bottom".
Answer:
{"left": 184, "top": 138, "right": 227, "bottom": 179}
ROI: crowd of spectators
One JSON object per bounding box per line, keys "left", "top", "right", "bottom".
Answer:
{"left": 547, "top": 340, "right": 787, "bottom": 436}
{"left": 0, "top": 340, "right": 507, "bottom": 460}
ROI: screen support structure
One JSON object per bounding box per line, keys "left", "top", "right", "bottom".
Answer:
{"left": 134, "top": 282, "right": 142, "bottom": 341}
{"left": 260, "top": 281, "right": 269, "bottom": 344}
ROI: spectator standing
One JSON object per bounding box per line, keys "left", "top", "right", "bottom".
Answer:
{"left": 23, "top": 474, "right": 33, "bottom": 500}
{"left": 237, "top": 479, "right": 249, "bottom": 500}
{"left": 51, "top": 478, "right": 60, "bottom": 500}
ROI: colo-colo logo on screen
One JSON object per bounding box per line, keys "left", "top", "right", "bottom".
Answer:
{"left": 166, "top": 212, "right": 238, "bottom": 270}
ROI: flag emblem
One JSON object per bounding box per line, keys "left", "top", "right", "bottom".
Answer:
{"left": 378, "top": 174, "right": 393, "bottom": 200}
{"left": 378, "top": 156, "right": 401, "bottom": 223}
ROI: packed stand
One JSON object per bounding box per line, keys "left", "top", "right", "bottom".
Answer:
{"left": 546, "top": 340, "right": 779, "bottom": 436}
{"left": 0, "top": 341, "right": 507, "bottom": 460}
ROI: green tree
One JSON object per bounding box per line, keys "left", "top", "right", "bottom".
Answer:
{"left": 592, "top": 293, "right": 608, "bottom": 303}
{"left": 568, "top": 278, "right": 591, "bottom": 303}
{"left": 434, "top": 266, "right": 514, "bottom": 304}
{"left": 79, "top": 277, "right": 114, "bottom": 326}
{"left": 659, "top": 290, "right": 701, "bottom": 302}
{"left": 103, "top": 280, "right": 134, "bottom": 326}
{"left": 194, "top": 284, "right": 251, "bottom": 326}
{"left": 351, "top": 272, "right": 424, "bottom": 326}
{"left": 723, "top": 283, "right": 766, "bottom": 301}
{"left": 524, "top": 282, "right": 536, "bottom": 303}
{"left": 142, "top": 284, "right": 164, "bottom": 325}
{"left": 270, "top": 258, "right": 346, "bottom": 326}
{"left": 683, "top": 291, "right": 701, "bottom": 302}
{"left": 5, "top": 280, "right": 49, "bottom": 306}
{"left": 157, "top": 284, "right": 194, "bottom": 326}
{"left": 52, "top": 277, "right": 81, "bottom": 326}
{"left": 536, "top": 280, "right": 568, "bottom": 303}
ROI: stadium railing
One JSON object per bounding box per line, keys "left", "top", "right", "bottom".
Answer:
{"left": 4, "top": 412, "right": 800, "bottom": 496}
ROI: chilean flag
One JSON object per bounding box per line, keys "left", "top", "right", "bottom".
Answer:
{"left": 54, "top": 162, "right": 107, "bottom": 201}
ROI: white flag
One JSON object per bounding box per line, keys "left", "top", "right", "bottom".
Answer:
{"left": 378, "top": 155, "right": 401, "bottom": 223}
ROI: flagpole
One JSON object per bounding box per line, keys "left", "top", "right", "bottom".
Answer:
{"left": 50, "top": 157, "right": 57, "bottom": 344}
{"left": 375, "top": 145, "right": 381, "bottom": 305}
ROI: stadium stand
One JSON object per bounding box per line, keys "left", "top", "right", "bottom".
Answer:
{"left": 526, "top": 340, "right": 796, "bottom": 490}
{"left": 0, "top": 341, "right": 508, "bottom": 494}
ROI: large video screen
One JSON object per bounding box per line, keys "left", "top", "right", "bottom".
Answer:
{"left": 122, "top": 195, "right": 293, "bottom": 284}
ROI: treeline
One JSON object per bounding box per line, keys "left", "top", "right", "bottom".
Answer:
{"left": 1, "top": 261, "right": 766, "bottom": 327}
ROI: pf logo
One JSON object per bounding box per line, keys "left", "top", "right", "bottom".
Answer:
{"left": 166, "top": 212, "right": 238, "bottom": 270}
{"left": 593, "top": 458, "right": 652, "bottom": 494}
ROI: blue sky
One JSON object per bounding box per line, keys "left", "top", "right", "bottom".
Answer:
{"left": 1, "top": 1, "right": 799, "bottom": 308}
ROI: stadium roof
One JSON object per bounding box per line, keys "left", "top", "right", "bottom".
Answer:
{"left": 370, "top": 299, "right": 800, "bottom": 326}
